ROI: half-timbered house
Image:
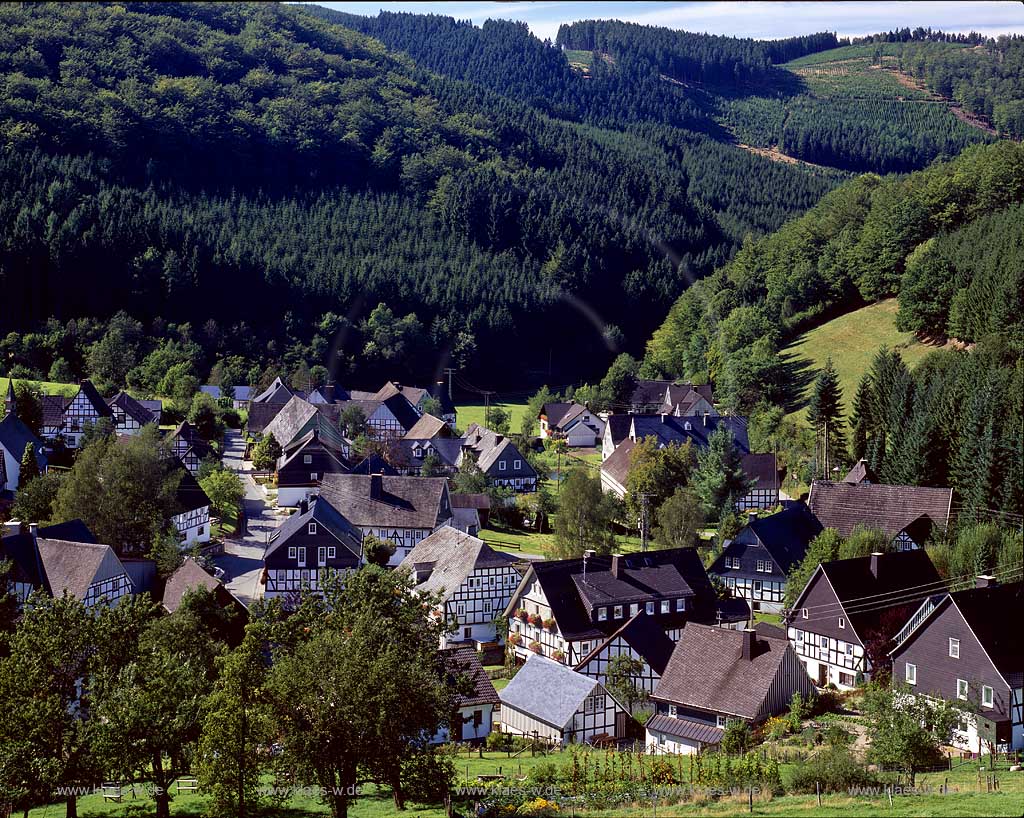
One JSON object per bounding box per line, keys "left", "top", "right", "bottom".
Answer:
{"left": 735, "top": 452, "right": 781, "bottom": 511}
{"left": 275, "top": 415, "right": 352, "bottom": 508}
{"left": 42, "top": 380, "right": 112, "bottom": 448}
{"left": 262, "top": 497, "right": 363, "bottom": 602}
{"left": 318, "top": 473, "right": 452, "bottom": 566}
{"left": 499, "top": 654, "right": 629, "bottom": 745}
{"left": 505, "top": 549, "right": 749, "bottom": 667}
{"left": 398, "top": 527, "right": 523, "bottom": 648}
{"left": 0, "top": 411, "right": 47, "bottom": 499}
{"left": 166, "top": 420, "right": 216, "bottom": 475}
{"left": 171, "top": 466, "right": 212, "bottom": 547}
{"left": 463, "top": 424, "right": 538, "bottom": 492}
{"left": 785, "top": 550, "right": 945, "bottom": 690}
{"left": 808, "top": 480, "right": 953, "bottom": 551}
{"left": 890, "top": 579, "right": 1023, "bottom": 752}
{"left": 37, "top": 538, "right": 134, "bottom": 608}
{"left": 107, "top": 392, "right": 159, "bottom": 436}
{"left": 646, "top": 625, "right": 815, "bottom": 754}
{"left": 435, "top": 646, "right": 501, "bottom": 744}
{"left": 711, "top": 503, "right": 823, "bottom": 614}
{"left": 574, "top": 613, "right": 676, "bottom": 702}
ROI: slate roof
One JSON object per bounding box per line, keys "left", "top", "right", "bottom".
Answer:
{"left": 652, "top": 624, "right": 801, "bottom": 720}
{"left": 808, "top": 480, "right": 953, "bottom": 538}
{"left": 318, "top": 474, "right": 450, "bottom": 530}
{"left": 646, "top": 714, "right": 724, "bottom": 746}
{"left": 843, "top": 459, "right": 878, "bottom": 485}
{"left": 246, "top": 402, "right": 286, "bottom": 435}
{"left": 541, "top": 402, "right": 576, "bottom": 428}
{"left": 42, "top": 394, "right": 69, "bottom": 427}
{"left": 162, "top": 556, "right": 221, "bottom": 613}
{"left": 441, "top": 645, "right": 501, "bottom": 707}
{"left": 264, "top": 496, "right": 363, "bottom": 561}
{"left": 893, "top": 582, "right": 1024, "bottom": 679}
{"left": 740, "top": 452, "right": 779, "bottom": 489}
{"left": 398, "top": 527, "right": 521, "bottom": 600}
{"left": 0, "top": 529, "right": 49, "bottom": 591}
{"left": 720, "top": 503, "right": 822, "bottom": 577}
{"left": 452, "top": 493, "right": 491, "bottom": 510}
{"left": 36, "top": 538, "right": 126, "bottom": 600}
{"left": 426, "top": 382, "right": 457, "bottom": 416}
{"left": 577, "top": 612, "right": 676, "bottom": 676}
{"left": 173, "top": 467, "right": 211, "bottom": 513}
{"left": 349, "top": 454, "right": 399, "bottom": 475}
{"left": 381, "top": 393, "right": 422, "bottom": 433}
{"left": 805, "top": 550, "right": 945, "bottom": 638}
{"left": 630, "top": 379, "right": 674, "bottom": 408}
{"left": 630, "top": 414, "right": 750, "bottom": 454}
{"left": 265, "top": 395, "right": 319, "bottom": 448}
{"left": 168, "top": 421, "right": 214, "bottom": 458}
{"left": 251, "top": 377, "right": 294, "bottom": 404}
{"left": 499, "top": 654, "right": 603, "bottom": 729}
{"left": 520, "top": 548, "right": 745, "bottom": 641}
{"left": 76, "top": 380, "right": 114, "bottom": 418}
{"left": 395, "top": 438, "right": 462, "bottom": 471}
{"left": 0, "top": 413, "right": 47, "bottom": 470}
{"left": 463, "top": 425, "right": 536, "bottom": 478}
{"left": 108, "top": 391, "right": 156, "bottom": 425}
{"left": 403, "top": 413, "right": 451, "bottom": 440}
{"left": 138, "top": 399, "right": 163, "bottom": 419}
{"left": 38, "top": 519, "right": 97, "bottom": 543}
{"left": 604, "top": 415, "right": 633, "bottom": 450}
{"left": 600, "top": 438, "right": 635, "bottom": 489}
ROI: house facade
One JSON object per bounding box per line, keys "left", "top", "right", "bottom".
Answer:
{"left": 0, "top": 411, "right": 48, "bottom": 498}
{"left": 36, "top": 537, "right": 134, "bottom": 609}
{"left": 735, "top": 452, "right": 780, "bottom": 511}
{"left": 463, "top": 424, "right": 538, "bottom": 492}
{"left": 710, "top": 503, "right": 822, "bottom": 614}
{"left": 166, "top": 421, "right": 215, "bottom": 475}
{"left": 172, "top": 467, "right": 212, "bottom": 547}
{"left": 398, "top": 527, "right": 523, "bottom": 647}
{"left": 275, "top": 419, "right": 352, "bottom": 508}
{"left": 538, "top": 402, "right": 605, "bottom": 447}
{"left": 42, "top": 380, "right": 113, "bottom": 449}
{"left": 786, "top": 550, "right": 944, "bottom": 690}
{"left": 646, "top": 625, "right": 815, "bottom": 754}
{"left": 107, "top": 392, "right": 159, "bottom": 436}
{"left": 573, "top": 613, "right": 676, "bottom": 700}
{"left": 434, "top": 646, "right": 501, "bottom": 744}
{"left": 263, "top": 497, "right": 363, "bottom": 602}
{"left": 889, "top": 580, "right": 1023, "bottom": 752}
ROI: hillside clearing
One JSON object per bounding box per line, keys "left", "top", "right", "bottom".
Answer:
{"left": 457, "top": 402, "right": 529, "bottom": 434}
{"left": 784, "top": 299, "right": 944, "bottom": 422}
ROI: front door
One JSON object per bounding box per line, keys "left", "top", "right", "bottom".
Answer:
{"left": 817, "top": 663, "right": 828, "bottom": 686}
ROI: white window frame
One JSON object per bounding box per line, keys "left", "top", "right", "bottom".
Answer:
{"left": 613, "top": 605, "right": 623, "bottom": 618}
{"left": 297, "top": 547, "right": 306, "bottom": 567}
{"left": 310, "top": 472, "right": 318, "bottom": 481}
{"left": 660, "top": 600, "right": 670, "bottom": 614}
{"left": 905, "top": 663, "right": 917, "bottom": 685}
{"left": 949, "top": 637, "right": 960, "bottom": 659}
{"left": 318, "top": 546, "right": 327, "bottom": 566}
{"left": 802, "top": 608, "right": 808, "bottom": 619}
{"left": 457, "top": 602, "right": 466, "bottom": 617}
{"left": 597, "top": 607, "right": 607, "bottom": 621}
{"left": 956, "top": 679, "right": 968, "bottom": 700}
{"left": 676, "top": 598, "right": 685, "bottom": 612}
{"left": 304, "top": 454, "right": 312, "bottom": 464}
{"left": 646, "top": 601, "right": 655, "bottom": 615}
{"left": 327, "top": 546, "right": 336, "bottom": 559}
{"left": 716, "top": 715, "right": 727, "bottom": 728}
{"left": 982, "top": 685, "right": 994, "bottom": 708}
{"left": 308, "top": 522, "right": 317, "bottom": 535}
{"left": 668, "top": 704, "right": 677, "bottom": 717}
{"left": 629, "top": 603, "right": 639, "bottom": 617}
{"left": 514, "top": 459, "right": 522, "bottom": 469}
{"left": 498, "top": 461, "right": 507, "bottom": 471}
{"left": 288, "top": 546, "right": 297, "bottom": 559}
{"left": 838, "top": 617, "right": 845, "bottom": 630}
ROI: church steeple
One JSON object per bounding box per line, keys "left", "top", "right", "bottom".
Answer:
{"left": 3, "top": 377, "right": 14, "bottom": 419}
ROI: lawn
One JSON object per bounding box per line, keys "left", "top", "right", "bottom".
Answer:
{"left": 783, "top": 299, "right": 940, "bottom": 423}
{"left": 457, "top": 401, "right": 529, "bottom": 435}
{"left": 1, "top": 375, "right": 78, "bottom": 397}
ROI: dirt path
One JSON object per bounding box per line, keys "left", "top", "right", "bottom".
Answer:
{"left": 878, "top": 66, "right": 999, "bottom": 136}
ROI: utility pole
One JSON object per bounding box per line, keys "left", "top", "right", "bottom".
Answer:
{"left": 639, "top": 492, "right": 652, "bottom": 552}
{"left": 482, "top": 390, "right": 495, "bottom": 429}
{"left": 443, "top": 367, "right": 455, "bottom": 401}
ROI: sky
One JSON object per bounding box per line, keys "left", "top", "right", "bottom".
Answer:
{"left": 307, "top": 1, "right": 1024, "bottom": 42}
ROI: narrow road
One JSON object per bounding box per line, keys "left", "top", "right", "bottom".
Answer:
{"left": 213, "top": 429, "right": 278, "bottom": 608}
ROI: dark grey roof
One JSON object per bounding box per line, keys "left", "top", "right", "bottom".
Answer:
{"left": 499, "top": 654, "right": 602, "bottom": 729}
{"left": 646, "top": 714, "right": 723, "bottom": 746}
{"left": 713, "top": 503, "right": 822, "bottom": 578}
{"left": 605, "top": 415, "right": 633, "bottom": 448}
{"left": 251, "top": 377, "right": 294, "bottom": 404}
{"left": 162, "top": 556, "right": 221, "bottom": 613}
{"left": 808, "top": 480, "right": 953, "bottom": 539}
{"left": 76, "top": 380, "right": 113, "bottom": 418}
{"left": 108, "top": 392, "right": 156, "bottom": 425}
{"left": 452, "top": 493, "right": 491, "bottom": 510}
{"left": 173, "top": 467, "right": 211, "bottom": 513}
{"left": 630, "top": 379, "right": 673, "bottom": 407}
{"left": 463, "top": 426, "right": 536, "bottom": 478}
{"left": 600, "top": 438, "right": 635, "bottom": 488}
{"left": 577, "top": 613, "right": 676, "bottom": 675}
{"left": 0, "top": 530, "right": 49, "bottom": 592}
{"left": 349, "top": 454, "right": 398, "bottom": 475}
{"left": 541, "top": 402, "right": 575, "bottom": 427}
{"left": 42, "top": 394, "right": 69, "bottom": 427}
{"left": 843, "top": 459, "right": 878, "bottom": 484}
{"left": 318, "top": 474, "right": 450, "bottom": 530}
{"left": 398, "top": 527, "right": 520, "bottom": 599}
{"left": 381, "top": 392, "right": 423, "bottom": 432}
{"left": 630, "top": 414, "right": 749, "bottom": 454}
{"left": 265, "top": 396, "right": 319, "bottom": 448}
{"left": 0, "top": 413, "right": 47, "bottom": 469}
{"left": 265, "top": 496, "right": 362, "bottom": 561}
{"left": 441, "top": 645, "right": 500, "bottom": 707}
{"left": 39, "top": 519, "right": 97, "bottom": 543}
{"left": 246, "top": 402, "right": 286, "bottom": 435}
{"left": 740, "top": 452, "right": 778, "bottom": 489}
{"left": 653, "top": 624, "right": 807, "bottom": 720}
{"left": 200, "top": 385, "right": 253, "bottom": 401}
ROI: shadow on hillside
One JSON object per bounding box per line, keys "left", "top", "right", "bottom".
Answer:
{"left": 775, "top": 350, "right": 818, "bottom": 414}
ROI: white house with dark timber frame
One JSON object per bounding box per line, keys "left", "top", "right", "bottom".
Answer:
{"left": 41, "top": 380, "right": 113, "bottom": 449}
{"left": 499, "top": 654, "right": 630, "bottom": 745}
{"left": 646, "top": 624, "right": 815, "bottom": 754}
{"left": 171, "top": 466, "right": 212, "bottom": 547}
{"left": 435, "top": 646, "right": 501, "bottom": 744}
{"left": 398, "top": 527, "right": 524, "bottom": 648}
{"left": 107, "top": 392, "right": 159, "bottom": 436}
{"left": 0, "top": 409, "right": 48, "bottom": 499}
{"left": 785, "top": 550, "right": 945, "bottom": 690}
{"left": 574, "top": 612, "right": 677, "bottom": 703}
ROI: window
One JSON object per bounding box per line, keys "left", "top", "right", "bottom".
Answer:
{"left": 308, "top": 522, "right": 317, "bottom": 535}
{"left": 838, "top": 617, "right": 845, "bottom": 630}
{"left": 613, "top": 605, "right": 623, "bottom": 618}
{"left": 304, "top": 454, "right": 312, "bottom": 464}
{"left": 796, "top": 630, "right": 804, "bottom": 642}
{"left": 820, "top": 635, "right": 828, "bottom": 648}
{"left": 327, "top": 546, "right": 336, "bottom": 559}
{"left": 288, "top": 546, "right": 297, "bottom": 559}
{"left": 753, "top": 580, "right": 762, "bottom": 595}
{"left": 845, "top": 644, "right": 853, "bottom": 656}
{"left": 802, "top": 608, "right": 808, "bottom": 619}
{"left": 464, "top": 627, "right": 472, "bottom": 639}
{"left": 716, "top": 715, "right": 727, "bottom": 728}
{"left": 514, "top": 459, "right": 522, "bottom": 469}
{"left": 457, "top": 603, "right": 465, "bottom": 617}
{"left": 473, "top": 709, "right": 482, "bottom": 727}
{"left": 598, "top": 607, "right": 607, "bottom": 621}
{"left": 646, "top": 601, "right": 655, "bottom": 615}
{"left": 310, "top": 472, "right": 318, "bottom": 481}
{"left": 498, "top": 461, "right": 507, "bottom": 471}
{"left": 676, "top": 599, "right": 685, "bottom": 612}
{"left": 905, "top": 663, "right": 917, "bottom": 685}
{"left": 629, "top": 603, "right": 639, "bottom": 617}
{"left": 661, "top": 600, "right": 670, "bottom": 614}
{"left": 949, "top": 638, "right": 960, "bottom": 659}
{"left": 484, "top": 600, "right": 492, "bottom": 614}
{"left": 982, "top": 685, "right": 994, "bottom": 708}
{"left": 197, "top": 526, "right": 204, "bottom": 536}
{"left": 957, "top": 679, "right": 969, "bottom": 700}
{"left": 756, "top": 560, "right": 764, "bottom": 572}
{"left": 581, "top": 642, "right": 590, "bottom": 654}
{"left": 668, "top": 704, "right": 677, "bottom": 717}
{"left": 839, "top": 672, "right": 855, "bottom": 687}
{"left": 318, "top": 547, "right": 327, "bottom": 566}
{"left": 297, "top": 547, "right": 306, "bottom": 566}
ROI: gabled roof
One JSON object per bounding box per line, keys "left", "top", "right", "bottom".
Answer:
{"left": 36, "top": 538, "right": 128, "bottom": 601}
{"left": 75, "top": 380, "right": 113, "bottom": 418}
{"left": 646, "top": 713, "right": 723, "bottom": 746}
{"left": 0, "top": 530, "right": 49, "bottom": 592}
{"left": 463, "top": 425, "right": 536, "bottom": 477}
{"left": 265, "top": 395, "right": 319, "bottom": 448}
{"left": 892, "top": 582, "right": 1023, "bottom": 680}
{"left": 108, "top": 391, "right": 156, "bottom": 426}
{"left": 168, "top": 421, "right": 214, "bottom": 460}
{"left": 630, "top": 414, "right": 750, "bottom": 454}
{"left": 380, "top": 393, "right": 421, "bottom": 432}
{"left": 173, "top": 467, "right": 211, "bottom": 513}
{"left": 541, "top": 402, "right": 575, "bottom": 427}
{"left": 403, "top": 413, "right": 452, "bottom": 440}
{"left": 630, "top": 379, "right": 675, "bottom": 407}
{"left": 741, "top": 503, "right": 822, "bottom": 574}
{"left": 41, "top": 394, "right": 69, "bottom": 427}
{"left": 499, "top": 654, "right": 603, "bottom": 729}
{"left": 349, "top": 454, "right": 398, "bottom": 475}
{"left": 577, "top": 612, "right": 676, "bottom": 676}
{"left": 38, "top": 519, "right": 97, "bottom": 543}
{"left": 806, "top": 550, "right": 944, "bottom": 637}
{"left": 604, "top": 415, "right": 633, "bottom": 448}
{"left": 251, "top": 377, "right": 294, "bottom": 404}
{"left": 600, "top": 438, "right": 635, "bottom": 489}
{"left": 0, "top": 413, "right": 47, "bottom": 469}
{"left": 398, "top": 527, "right": 520, "bottom": 600}
{"left": 264, "top": 496, "right": 363, "bottom": 561}
{"left": 441, "top": 645, "right": 500, "bottom": 707}
{"left": 395, "top": 438, "right": 462, "bottom": 471}
{"left": 246, "top": 402, "right": 286, "bottom": 435}
{"left": 162, "top": 556, "right": 221, "bottom": 613}
{"left": 740, "top": 452, "right": 779, "bottom": 489}
{"left": 808, "top": 480, "right": 953, "bottom": 539}
{"left": 318, "top": 474, "right": 450, "bottom": 530}
{"left": 843, "top": 459, "right": 878, "bottom": 485}
{"left": 653, "top": 624, "right": 810, "bottom": 720}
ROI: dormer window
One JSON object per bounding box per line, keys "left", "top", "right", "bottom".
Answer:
{"left": 676, "top": 599, "right": 685, "bottom": 612}
{"left": 597, "top": 607, "right": 607, "bottom": 621}
{"left": 308, "top": 522, "right": 317, "bottom": 535}
{"left": 645, "top": 601, "right": 654, "bottom": 615}
{"left": 613, "top": 605, "right": 623, "bottom": 618}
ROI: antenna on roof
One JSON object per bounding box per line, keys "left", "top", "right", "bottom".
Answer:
{"left": 582, "top": 549, "right": 595, "bottom": 584}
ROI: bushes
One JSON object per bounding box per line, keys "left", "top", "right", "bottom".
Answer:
{"left": 787, "top": 745, "right": 881, "bottom": 794}
{"left": 721, "top": 720, "right": 752, "bottom": 754}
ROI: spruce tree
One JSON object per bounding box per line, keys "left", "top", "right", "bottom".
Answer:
{"left": 849, "top": 376, "right": 872, "bottom": 462}
{"left": 693, "top": 428, "right": 754, "bottom": 521}
{"left": 19, "top": 442, "right": 40, "bottom": 485}
{"left": 806, "top": 357, "right": 846, "bottom": 478}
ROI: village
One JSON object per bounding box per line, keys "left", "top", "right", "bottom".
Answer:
{"left": 0, "top": 368, "right": 1020, "bottom": 818}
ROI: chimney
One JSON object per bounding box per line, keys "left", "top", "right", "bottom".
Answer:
{"left": 370, "top": 473, "right": 383, "bottom": 499}
{"left": 299, "top": 499, "right": 309, "bottom": 515}
{"left": 975, "top": 574, "right": 998, "bottom": 589}
{"left": 741, "top": 627, "right": 756, "bottom": 661}
{"left": 747, "top": 511, "right": 758, "bottom": 524}
{"left": 703, "top": 411, "right": 709, "bottom": 427}
{"left": 610, "top": 553, "right": 623, "bottom": 579}
{"left": 660, "top": 413, "right": 667, "bottom": 424}
{"left": 29, "top": 522, "right": 38, "bottom": 541}
{"left": 869, "top": 551, "right": 883, "bottom": 579}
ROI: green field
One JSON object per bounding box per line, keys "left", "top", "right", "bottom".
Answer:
{"left": 457, "top": 401, "right": 529, "bottom": 434}
{"left": 1, "top": 376, "right": 78, "bottom": 397}
{"left": 783, "top": 299, "right": 939, "bottom": 422}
